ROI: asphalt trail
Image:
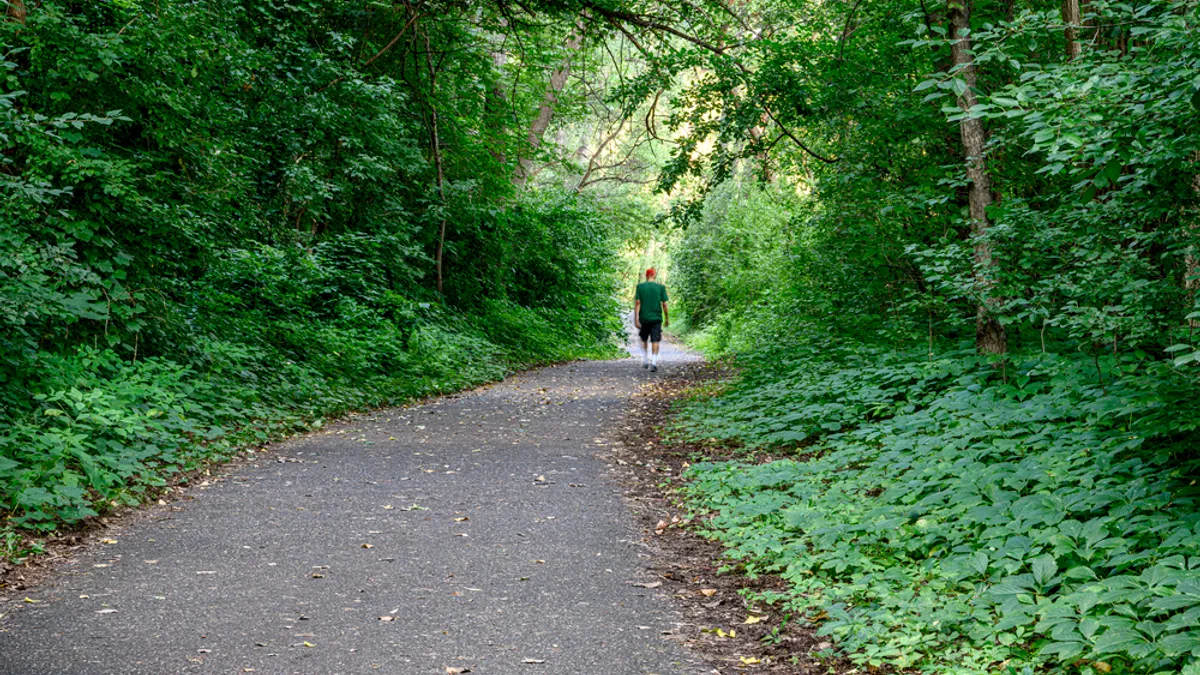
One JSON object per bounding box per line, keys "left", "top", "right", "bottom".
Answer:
{"left": 0, "top": 333, "right": 707, "bottom": 675}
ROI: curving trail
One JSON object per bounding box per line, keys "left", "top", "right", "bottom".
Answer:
{"left": 0, "top": 332, "right": 706, "bottom": 675}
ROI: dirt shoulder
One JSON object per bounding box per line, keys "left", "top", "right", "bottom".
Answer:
{"left": 607, "top": 359, "right": 848, "bottom": 674}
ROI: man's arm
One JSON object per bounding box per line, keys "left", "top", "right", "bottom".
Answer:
{"left": 661, "top": 301, "right": 669, "bottom": 328}
{"left": 634, "top": 299, "right": 642, "bottom": 328}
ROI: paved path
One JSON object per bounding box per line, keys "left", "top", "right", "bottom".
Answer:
{"left": 0, "top": 334, "right": 705, "bottom": 675}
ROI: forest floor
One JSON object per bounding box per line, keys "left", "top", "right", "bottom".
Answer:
{"left": 0, "top": 333, "right": 831, "bottom": 675}
{"left": 611, "top": 360, "right": 843, "bottom": 675}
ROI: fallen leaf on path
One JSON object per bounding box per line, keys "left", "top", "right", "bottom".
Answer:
{"left": 101, "top": 539, "right": 118, "bottom": 545}
{"left": 445, "top": 668, "right": 471, "bottom": 674}
{"left": 522, "top": 658, "right": 545, "bottom": 664}
{"left": 654, "top": 520, "right": 669, "bottom": 534}
{"left": 739, "top": 656, "right": 761, "bottom": 665}
{"left": 22, "top": 597, "right": 38, "bottom": 603}
{"left": 302, "top": 641, "right": 315, "bottom": 648}
{"left": 699, "top": 589, "right": 718, "bottom": 597}
{"left": 95, "top": 609, "right": 118, "bottom": 614}
{"left": 378, "top": 616, "right": 394, "bottom": 622}
{"left": 744, "top": 615, "right": 765, "bottom": 624}
{"left": 361, "top": 543, "right": 374, "bottom": 549}
{"left": 453, "top": 517, "right": 469, "bottom": 522}
{"left": 631, "top": 581, "right": 662, "bottom": 589}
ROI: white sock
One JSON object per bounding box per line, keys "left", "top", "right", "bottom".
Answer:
{"left": 642, "top": 347, "right": 649, "bottom": 363}
{"left": 651, "top": 354, "right": 658, "bottom": 365}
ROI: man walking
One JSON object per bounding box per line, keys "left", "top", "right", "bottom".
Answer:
{"left": 634, "top": 268, "right": 669, "bottom": 372}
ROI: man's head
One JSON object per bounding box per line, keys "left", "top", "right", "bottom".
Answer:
{"left": 646, "top": 268, "right": 656, "bottom": 280}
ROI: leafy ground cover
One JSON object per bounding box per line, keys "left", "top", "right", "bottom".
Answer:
{"left": 676, "top": 340, "right": 1200, "bottom": 674}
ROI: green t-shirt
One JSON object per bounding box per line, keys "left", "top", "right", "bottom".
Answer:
{"left": 635, "top": 281, "right": 669, "bottom": 322}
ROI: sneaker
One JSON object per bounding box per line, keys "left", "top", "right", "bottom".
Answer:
{"left": 650, "top": 365, "right": 658, "bottom": 372}
{"left": 642, "top": 362, "right": 649, "bottom": 369}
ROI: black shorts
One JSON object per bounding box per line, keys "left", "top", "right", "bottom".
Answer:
{"left": 638, "top": 320, "right": 663, "bottom": 343}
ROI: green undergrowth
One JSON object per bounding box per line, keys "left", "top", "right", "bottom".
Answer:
{"left": 0, "top": 302, "right": 619, "bottom": 550}
{"left": 677, "top": 340, "right": 1200, "bottom": 674}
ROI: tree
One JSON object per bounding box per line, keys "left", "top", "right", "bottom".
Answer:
{"left": 948, "top": 0, "right": 1006, "bottom": 354}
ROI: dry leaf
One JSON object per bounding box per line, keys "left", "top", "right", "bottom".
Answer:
{"left": 522, "top": 658, "right": 545, "bottom": 664}
{"left": 445, "top": 668, "right": 471, "bottom": 674}
{"left": 378, "top": 616, "right": 394, "bottom": 622}
{"left": 453, "top": 517, "right": 469, "bottom": 522}
{"left": 101, "top": 539, "right": 118, "bottom": 545}
{"left": 739, "top": 656, "right": 761, "bottom": 665}
{"left": 302, "top": 641, "right": 315, "bottom": 648}
{"left": 95, "top": 608, "right": 118, "bottom": 614}
{"left": 361, "top": 543, "right": 374, "bottom": 549}
{"left": 744, "top": 615, "right": 764, "bottom": 624}
{"left": 632, "top": 581, "right": 662, "bottom": 589}
{"left": 699, "top": 589, "right": 718, "bottom": 597}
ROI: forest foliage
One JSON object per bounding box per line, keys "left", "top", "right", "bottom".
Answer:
{"left": 643, "top": 0, "right": 1200, "bottom": 671}
{"left": 0, "top": 0, "right": 629, "bottom": 540}
{"left": 2, "top": 0, "right": 1200, "bottom": 671}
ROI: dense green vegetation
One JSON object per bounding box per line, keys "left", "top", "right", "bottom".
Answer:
{"left": 0, "top": 0, "right": 628, "bottom": 538}
{"left": 648, "top": 0, "right": 1200, "bottom": 671}
{"left": 2, "top": 0, "right": 1199, "bottom": 671}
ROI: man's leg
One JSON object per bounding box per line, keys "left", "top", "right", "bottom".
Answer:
{"left": 650, "top": 322, "right": 662, "bottom": 370}
{"left": 641, "top": 338, "right": 650, "bottom": 367}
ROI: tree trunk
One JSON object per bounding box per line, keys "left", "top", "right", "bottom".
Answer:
{"left": 423, "top": 29, "right": 449, "bottom": 295}
{"left": 513, "top": 17, "right": 585, "bottom": 188}
{"left": 1188, "top": 154, "right": 1200, "bottom": 331}
{"left": 487, "top": 26, "right": 509, "bottom": 165}
{"left": 1062, "top": 0, "right": 1082, "bottom": 60}
{"left": 6, "top": 0, "right": 26, "bottom": 23}
{"left": 949, "top": 0, "right": 1007, "bottom": 354}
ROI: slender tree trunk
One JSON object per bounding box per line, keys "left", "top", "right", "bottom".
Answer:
{"left": 487, "top": 24, "right": 509, "bottom": 165}
{"left": 423, "top": 29, "right": 449, "bottom": 295}
{"left": 1063, "top": 0, "right": 1082, "bottom": 60}
{"left": 949, "top": 0, "right": 1007, "bottom": 354}
{"left": 513, "top": 17, "right": 586, "bottom": 188}
{"left": 1187, "top": 154, "right": 1200, "bottom": 331}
